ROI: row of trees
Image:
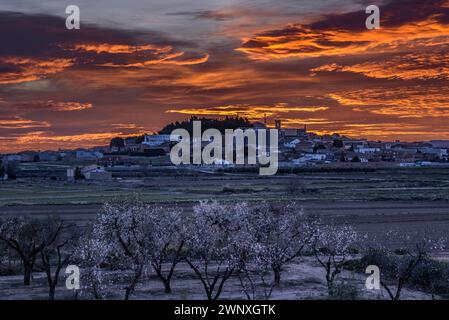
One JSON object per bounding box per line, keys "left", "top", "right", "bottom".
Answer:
{"left": 158, "top": 116, "right": 251, "bottom": 135}
{"left": 0, "top": 199, "right": 445, "bottom": 300}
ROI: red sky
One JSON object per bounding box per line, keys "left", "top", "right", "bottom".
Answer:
{"left": 1, "top": 0, "right": 449, "bottom": 152}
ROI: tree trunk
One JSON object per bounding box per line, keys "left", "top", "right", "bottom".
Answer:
{"left": 23, "top": 264, "right": 32, "bottom": 286}
{"left": 163, "top": 280, "right": 172, "bottom": 294}
{"left": 49, "top": 285, "right": 56, "bottom": 300}
{"left": 273, "top": 268, "right": 281, "bottom": 286}
{"left": 124, "top": 266, "right": 143, "bottom": 300}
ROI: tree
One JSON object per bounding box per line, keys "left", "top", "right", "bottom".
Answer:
{"left": 246, "top": 202, "right": 318, "bottom": 285}
{"left": 6, "top": 165, "right": 16, "bottom": 179}
{"left": 0, "top": 240, "right": 8, "bottom": 267}
{"left": 86, "top": 199, "right": 187, "bottom": 297}
{"left": 313, "top": 143, "right": 326, "bottom": 152}
{"left": 0, "top": 215, "right": 64, "bottom": 285}
{"left": 75, "top": 231, "right": 111, "bottom": 300}
{"left": 237, "top": 242, "right": 278, "bottom": 300}
{"left": 313, "top": 224, "right": 358, "bottom": 296}
{"left": 333, "top": 139, "right": 344, "bottom": 148}
{"left": 74, "top": 167, "right": 84, "bottom": 180}
{"left": 145, "top": 206, "right": 186, "bottom": 294}
{"left": 38, "top": 220, "right": 79, "bottom": 300}
{"left": 159, "top": 116, "right": 251, "bottom": 135}
{"left": 184, "top": 201, "right": 247, "bottom": 300}
{"left": 94, "top": 198, "right": 149, "bottom": 300}
{"left": 110, "top": 137, "right": 125, "bottom": 150}
{"left": 376, "top": 231, "right": 445, "bottom": 300}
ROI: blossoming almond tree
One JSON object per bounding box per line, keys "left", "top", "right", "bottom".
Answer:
{"left": 94, "top": 198, "right": 150, "bottom": 300}
{"left": 145, "top": 205, "right": 186, "bottom": 294}
{"left": 184, "top": 201, "right": 249, "bottom": 300}
{"left": 75, "top": 232, "right": 111, "bottom": 300}
{"left": 313, "top": 224, "right": 359, "bottom": 296}
{"left": 377, "top": 230, "right": 446, "bottom": 300}
{"left": 246, "top": 201, "right": 318, "bottom": 286}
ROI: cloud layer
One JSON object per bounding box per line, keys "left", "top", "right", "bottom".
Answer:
{"left": 0, "top": 0, "right": 448, "bottom": 152}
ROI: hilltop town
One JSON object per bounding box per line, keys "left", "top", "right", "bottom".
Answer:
{"left": 1, "top": 117, "right": 449, "bottom": 181}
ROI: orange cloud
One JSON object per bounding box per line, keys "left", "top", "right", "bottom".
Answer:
{"left": 99, "top": 53, "right": 209, "bottom": 68}
{"left": 0, "top": 130, "right": 137, "bottom": 153}
{"left": 25, "top": 100, "right": 93, "bottom": 111}
{"left": 330, "top": 86, "right": 449, "bottom": 118}
{"left": 311, "top": 51, "right": 449, "bottom": 80}
{"left": 0, "top": 57, "right": 74, "bottom": 84}
{"left": 237, "top": 17, "right": 449, "bottom": 60}
{"left": 0, "top": 118, "right": 51, "bottom": 129}
{"left": 166, "top": 103, "right": 329, "bottom": 120}
{"left": 70, "top": 43, "right": 172, "bottom": 54}
{"left": 328, "top": 123, "right": 449, "bottom": 140}
{"left": 66, "top": 43, "right": 209, "bottom": 68}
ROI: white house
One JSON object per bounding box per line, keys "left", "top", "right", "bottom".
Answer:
{"left": 418, "top": 148, "right": 448, "bottom": 159}
{"left": 283, "top": 138, "right": 300, "bottom": 149}
{"left": 81, "top": 165, "right": 112, "bottom": 180}
{"left": 356, "top": 147, "right": 381, "bottom": 154}
{"left": 292, "top": 153, "right": 327, "bottom": 164}
{"left": 213, "top": 159, "right": 234, "bottom": 166}
{"left": 143, "top": 134, "right": 181, "bottom": 147}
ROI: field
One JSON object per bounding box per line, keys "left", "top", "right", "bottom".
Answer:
{"left": 1, "top": 166, "right": 449, "bottom": 300}
{"left": 2, "top": 166, "right": 449, "bottom": 205}
{"left": 2, "top": 167, "right": 449, "bottom": 244}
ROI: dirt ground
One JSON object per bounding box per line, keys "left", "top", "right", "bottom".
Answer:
{"left": 0, "top": 257, "right": 436, "bottom": 300}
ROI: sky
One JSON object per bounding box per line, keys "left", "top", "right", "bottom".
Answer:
{"left": 0, "top": 0, "right": 449, "bottom": 152}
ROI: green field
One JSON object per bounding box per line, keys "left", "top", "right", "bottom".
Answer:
{"left": 1, "top": 167, "right": 449, "bottom": 206}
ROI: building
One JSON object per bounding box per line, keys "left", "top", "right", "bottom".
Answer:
{"left": 274, "top": 119, "right": 307, "bottom": 138}
{"left": 143, "top": 134, "right": 180, "bottom": 147}
{"left": 81, "top": 165, "right": 112, "bottom": 180}
{"left": 4, "top": 154, "right": 22, "bottom": 162}
{"left": 76, "top": 150, "right": 103, "bottom": 160}
{"left": 356, "top": 147, "right": 381, "bottom": 154}
{"left": 39, "top": 152, "right": 59, "bottom": 162}
{"left": 292, "top": 153, "right": 327, "bottom": 164}
{"left": 283, "top": 138, "right": 300, "bottom": 149}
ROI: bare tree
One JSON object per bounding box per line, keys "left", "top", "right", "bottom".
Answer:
{"left": 247, "top": 202, "right": 318, "bottom": 285}
{"left": 0, "top": 215, "right": 64, "bottom": 285}
{"left": 313, "top": 224, "right": 358, "bottom": 296}
{"left": 38, "top": 220, "right": 79, "bottom": 300}
{"left": 184, "top": 201, "right": 248, "bottom": 300}
{"left": 145, "top": 206, "right": 186, "bottom": 294}
{"left": 0, "top": 241, "right": 7, "bottom": 267}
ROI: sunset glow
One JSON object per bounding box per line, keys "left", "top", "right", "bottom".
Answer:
{"left": 1, "top": 0, "right": 449, "bottom": 152}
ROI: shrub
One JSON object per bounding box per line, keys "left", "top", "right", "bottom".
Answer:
{"left": 329, "top": 281, "right": 359, "bottom": 300}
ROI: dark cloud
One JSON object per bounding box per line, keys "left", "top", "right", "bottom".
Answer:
{"left": 167, "top": 10, "right": 234, "bottom": 21}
